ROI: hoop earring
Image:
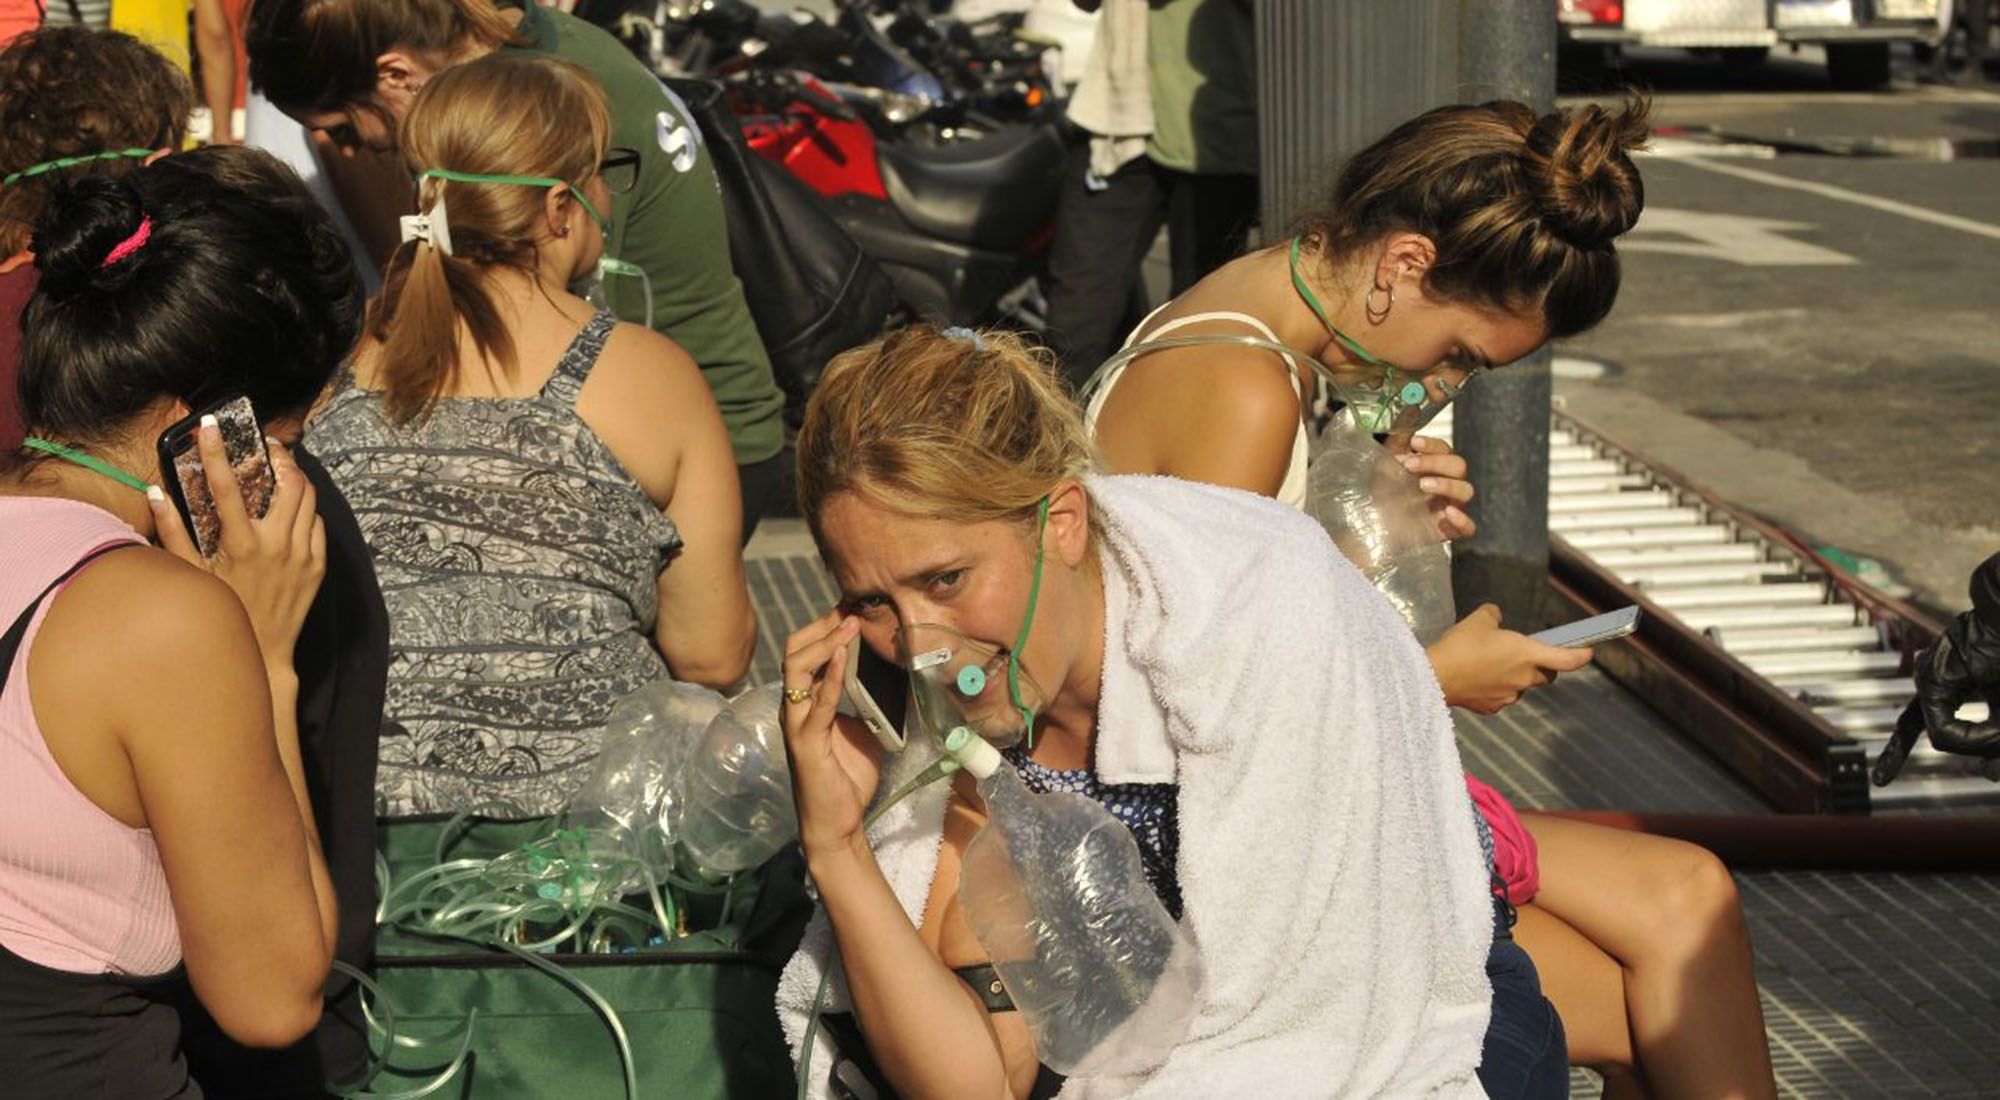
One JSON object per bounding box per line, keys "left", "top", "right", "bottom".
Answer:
{"left": 1365, "top": 284, "right": 1395, "bottom": 324}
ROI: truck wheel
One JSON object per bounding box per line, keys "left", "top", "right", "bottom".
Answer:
{"left": 1826, "top": 42, "right": 1892, "bottom": 90}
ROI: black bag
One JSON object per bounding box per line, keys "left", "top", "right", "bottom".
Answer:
{"left": 666, "top": 77, "right": 898, "bottom": 427}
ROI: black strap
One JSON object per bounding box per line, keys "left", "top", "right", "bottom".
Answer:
{"left": 0, "top": 543, "right": 137, "bottom": 697}
{"left": 952, "top": 963, "right": 1016, "bottom": 1013}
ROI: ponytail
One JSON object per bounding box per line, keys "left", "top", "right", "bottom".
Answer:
{"left": 368, "top": 229, "right": 517, "bottom": 425}
{"left": 366, "top": 54, "right": 609, "bottom": 424}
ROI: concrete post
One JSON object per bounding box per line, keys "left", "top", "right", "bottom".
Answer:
{"left": 1449, "top": 0, "right": 1559, "bottom": 629}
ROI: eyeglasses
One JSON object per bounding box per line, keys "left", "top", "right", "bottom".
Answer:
{"left": 599, "top": 147, "right": 640, "bottom": 195}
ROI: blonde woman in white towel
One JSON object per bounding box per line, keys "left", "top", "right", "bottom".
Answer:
{"left": 1086, "top": 96, "right": 1777, "bottom": 1100}
{"left": 773, "top": 324, "right": 1549, "bottom": 1100}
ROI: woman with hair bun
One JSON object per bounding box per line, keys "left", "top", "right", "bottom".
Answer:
{"left": 0, "top": 146, "right": 355, "bottom": 1097}
{"left": 1087, "top": 96, "right": 1778, "bottom": 1098}
{"left": 0, "top": 24, "right": 193, "bottom": 453}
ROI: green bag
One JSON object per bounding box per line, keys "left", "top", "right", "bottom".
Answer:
{"left": 357, "top": 816, "right": 812, "bottom": 1100}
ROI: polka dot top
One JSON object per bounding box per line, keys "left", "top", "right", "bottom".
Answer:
{"left": 1001, "top": 747, "right": 1183, "bottom": 919}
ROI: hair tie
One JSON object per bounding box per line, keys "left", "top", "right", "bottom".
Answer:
{"left": 941, "top": 326, "right": 985, "bottom": 351}
{"left": 399, "top": 195, "right": 454, "bottom": 256}
{"left": 100, "top": 215, "right": 153, "bottom": 269}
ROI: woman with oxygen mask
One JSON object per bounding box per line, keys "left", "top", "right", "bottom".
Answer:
{"left": 309, "top": 54, "right": 754, "bottom": 816}
{"left": 1083, "top": 96, "right": 1777, "bottom": 1100}
{"left": 774, "top": 325, "right": 1499, "bottom": 1100}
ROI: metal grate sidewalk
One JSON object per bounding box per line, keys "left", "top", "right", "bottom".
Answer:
{"left": 744, "top": 531, "right": 2000, "bottom": 1099}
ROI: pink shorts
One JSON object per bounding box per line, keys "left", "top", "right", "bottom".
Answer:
{"left": 1467, "top": 774, "right": 1540, "bottom": 905}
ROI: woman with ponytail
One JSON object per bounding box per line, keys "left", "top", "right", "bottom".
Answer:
{"left": 1083, "top": 96, "right": 1778, "bottom": 1098}
{"left": 309, "top": 54, "right": 755, "bottom": 818}
{"left": 244, "top": 0, "right": 790, "bottom": 538}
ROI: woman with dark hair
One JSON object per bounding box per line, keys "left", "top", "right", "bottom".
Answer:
{"left": 0, "top": 24, "right": 192, "bottom": 452}
{"left": 242, "top": 0, "right": 791, "bottom": 539}
{"left": 1085, "top": 97, "right": 1778, "bottom": 1099}
{"left": 0, "top": 145, "right": 358, "bottom": 1097}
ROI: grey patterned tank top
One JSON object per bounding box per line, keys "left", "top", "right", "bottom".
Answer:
{"left": 310, "top": 310, "right": 682, "bottom": 817}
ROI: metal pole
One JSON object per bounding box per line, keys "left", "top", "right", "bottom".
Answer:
{"left": 1450, "top": 0, "right": 1559, "bottom": 629}
{"left": 1254, "top": 1, "right": 1456, "bottom": 233}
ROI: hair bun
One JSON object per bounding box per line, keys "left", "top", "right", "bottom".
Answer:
{"left": 31, "top": 177, "right": 152, "bottom": 299}
{"left": 1523, "top": 97, "right": 1650, "bottom": 251}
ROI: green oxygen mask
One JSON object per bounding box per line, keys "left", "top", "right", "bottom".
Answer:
{"left": 895, "top": 497, "right": 1051, "bottom": 751}
{"left": 898, "top": 623, "right": 1049, "bottom": 751}
{"left": 411, "top": 167, "right": 655, "bottom": 330}
{"left": 1284, "top": 235, "right": 1477, "bottom": 440}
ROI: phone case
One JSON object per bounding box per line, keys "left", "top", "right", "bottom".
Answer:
{"left": 161, "top": 396, "right": 274, "bottom": 557}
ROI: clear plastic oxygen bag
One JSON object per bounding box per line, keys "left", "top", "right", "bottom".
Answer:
{"left": 944, "top": 728, "right": 1201, "bottom": 1078}
{"left": 1078, "top": 331, "right": 1465, "bottom": 645}
{"left": 1304, "top": 403, "right": 1457, "bottom": 645}
{"left": 566, "top": 677, "right": 726, "bottom": 878}
{"left": 674, "top": 683, "right": 800, "bottom": 876}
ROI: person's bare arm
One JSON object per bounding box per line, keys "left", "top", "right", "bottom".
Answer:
{"left": 783, "top": 620, "right": 1018, "bottom": 1099}
{"left": 192, "top": 0, "right": 237, "bottom": 143}
{"left": 581, "top": 324, "right": 756, "bottom": 689}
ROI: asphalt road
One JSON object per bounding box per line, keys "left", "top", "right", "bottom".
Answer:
{"left": 1553, "top": 46, "right": 2000, "bottom": 614}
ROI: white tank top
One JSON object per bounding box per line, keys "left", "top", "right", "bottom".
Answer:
{"left": 1083, "top": 307, "right": 1312, "bottom": 510}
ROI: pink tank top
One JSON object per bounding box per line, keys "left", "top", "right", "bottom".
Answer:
{"left": 0, "top": 497, "right": 180, "bottom": 975}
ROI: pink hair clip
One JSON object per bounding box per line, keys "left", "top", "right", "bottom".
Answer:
{"left": 100, "top": 215, "right": 153, "bottom": 269}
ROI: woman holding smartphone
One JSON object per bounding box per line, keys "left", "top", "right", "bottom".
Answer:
{"left": 1085, "top": 96, "right": 1777, "bottom": 1099}
{"left": 0, "top": 147, "right": 354, "bottom": 1097}
{"left": 773, "top": 325, "right": 1534, "bottom": 1099}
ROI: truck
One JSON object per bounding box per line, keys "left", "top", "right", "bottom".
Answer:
{"left": 1557, "top": 0, "right": 1944, "bottom": 89}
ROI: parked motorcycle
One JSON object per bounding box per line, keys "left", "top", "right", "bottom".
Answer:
{"left": 726, "top": 67, "right": 1067, "bottom": 329}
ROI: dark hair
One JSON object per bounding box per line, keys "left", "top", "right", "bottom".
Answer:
{"left": 1298, "top": 95, "right": 1650, "bottom": 340}
{"left": 0, "top": 26, "right": 193, "bottom": 256}
{"left": 18, "top": 146, "right": 364, "bottom": 444}
{"left": 244, "top": 0, "right": 522, "bottom": 117}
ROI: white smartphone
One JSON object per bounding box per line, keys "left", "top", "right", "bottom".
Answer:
{"left": 1531, "top": 606, "right": 1642, "bottom": 648}
{"left": 837, "top": 643, "right": 908, "bottom": 753}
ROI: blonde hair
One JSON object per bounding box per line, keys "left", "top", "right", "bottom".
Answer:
{"left": 796, "top": 326, "right": 1098, "bottom": 534}
{"left": 366, "top": 53, "right": 611, "bottom": 423}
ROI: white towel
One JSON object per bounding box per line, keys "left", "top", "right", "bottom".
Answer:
{"left": 778, "top": 474, "right": 1493, "bottom": 1098}
{"left": 1066, "top": 0, "right": 1153, "bottom": 180}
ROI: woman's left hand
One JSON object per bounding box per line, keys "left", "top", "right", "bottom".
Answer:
{"left": 1398, "top": 434, "right": 1476, "bottom": 541}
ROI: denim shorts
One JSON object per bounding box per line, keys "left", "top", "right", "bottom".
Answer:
{"left": 1476, "top": 900, "right": 1570, "bottom": 1099}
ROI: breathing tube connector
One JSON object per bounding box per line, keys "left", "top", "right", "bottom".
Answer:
{"left": 942, "top": 726, "right": 1004, "bottom": 779}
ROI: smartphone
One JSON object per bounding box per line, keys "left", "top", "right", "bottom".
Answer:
{"left": 838, "top": 642, "right": 909, "bottom": 753}
{"left": 155, "top": 394, "right": 274, "bottom": 557}
{"left": 1531, "top": 606, "right": 1642, "bottom": 648}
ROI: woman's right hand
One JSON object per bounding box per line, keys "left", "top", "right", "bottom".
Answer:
{"left": 781, "top": 612, "right": 887, "bottom": 864}
{"left": 149, "top": 422, "right": 326, "bottom": 669}
{"left": 1427, "top": 603, "right": 1594, "bottom": 715}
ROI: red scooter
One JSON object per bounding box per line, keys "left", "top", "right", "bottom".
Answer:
{"left": 727, "top": 69, "right": 1067, "bottom": 330}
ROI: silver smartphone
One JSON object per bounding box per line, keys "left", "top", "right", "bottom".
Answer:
{"left": 838, "top": 642, "right": 908, "bottom": 753}
{"left": 1531, "top": 606, "right": 1642, "bottom": 648}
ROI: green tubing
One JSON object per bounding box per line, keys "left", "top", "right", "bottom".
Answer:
{"left": 863, "top": 755, "right": 962, "bottom": 831}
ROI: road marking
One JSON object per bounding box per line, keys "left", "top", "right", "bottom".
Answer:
{"left": 1662, "top": 157, "right": 2000, "bottom": 242}
{"left": 1625, "top": 208, "right": 1858, "bottom": 266}
{"left": 1649, "top": 308, "right": 1813, "bottom": 328}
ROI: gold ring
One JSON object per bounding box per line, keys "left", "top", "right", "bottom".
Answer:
{"left": 784, "top": 686, "right": 812, "bottom": 705}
